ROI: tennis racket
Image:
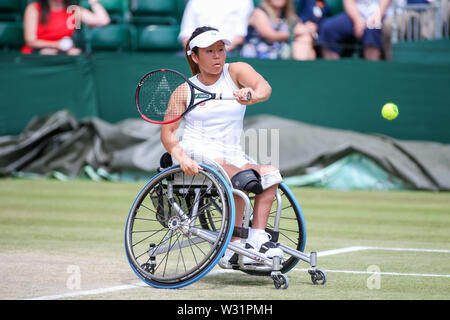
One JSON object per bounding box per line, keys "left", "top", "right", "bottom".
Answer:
{"left": 135, "top": 68, "right": 251, "bottom": 125}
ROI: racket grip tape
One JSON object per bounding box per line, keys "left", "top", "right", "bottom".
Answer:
{"left": 217, "top": 92, "right": 251, "bottom": 101}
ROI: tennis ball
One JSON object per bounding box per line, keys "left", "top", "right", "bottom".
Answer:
{"left": 382, "top": 103, "right": 399, "bottom": 120}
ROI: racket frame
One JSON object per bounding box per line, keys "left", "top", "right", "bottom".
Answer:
{"left": 136, "top": 68, "right": 249, "bottom": 125}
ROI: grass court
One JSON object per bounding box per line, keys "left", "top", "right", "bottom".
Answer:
{"left": 0, "top": 178, "right": 449, "bottom": 300}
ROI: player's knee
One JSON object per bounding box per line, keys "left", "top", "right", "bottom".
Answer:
{"left": 234, "top": 164, "right": 282, "bottom": 192}
{"left": 231, "top": 169, "right": 263, "bottom": 194}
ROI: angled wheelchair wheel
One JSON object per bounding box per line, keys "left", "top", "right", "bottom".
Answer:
{"left": 244, "top": 182, "right": 306, "bottom": 276}
{"left": 125, "top": 164, "right": 235, "bottom": 289}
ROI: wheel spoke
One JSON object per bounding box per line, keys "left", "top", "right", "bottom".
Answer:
{"left": 125, "top": 166, "right": 232, "bottom": 287}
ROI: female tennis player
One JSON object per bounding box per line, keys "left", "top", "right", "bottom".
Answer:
{"left": 160, "top": 26, "right": 283, "bottom": 265}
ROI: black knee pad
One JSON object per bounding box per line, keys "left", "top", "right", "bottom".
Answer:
{"left": 231, "top": 169, "right": 263, "bottom": 194}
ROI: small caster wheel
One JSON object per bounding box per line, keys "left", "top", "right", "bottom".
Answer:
{"left": 309, "top": 269, "right": 327, "bottom": 285}
{"left": 141, "top": 261, "right": 155, "bottom": 274}
{"left": 272, "top": 273, "right": 289, "bottom": 290}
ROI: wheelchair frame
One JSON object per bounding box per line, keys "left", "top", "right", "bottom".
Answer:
{"left": 125, "top": 155, "right": 326, "bottom": 290}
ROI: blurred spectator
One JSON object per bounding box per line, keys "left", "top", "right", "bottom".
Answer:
{"left": 296, "top": 0, "right": 330, "bottom": 25}
{"left": 22, "top": 0, "right": 110, "bottom": 55}
{"left": 178, "top": 0, "right": 254, "bottom": 55}
{"left": 318, "top": 0, "right": 392, "bottom": 60}
{"left": 241, "top": 0, "right": 318, "bottom": 60}
{"left": 295, "top": 0, "right": 332, "bottom": 58}
{"left": 445, "top": 0, "right": 450, "bottom": 34}
{"left": 382, "top": 0, "right": 447, "bottom": 60}
{"left": 384, "top": 0, "right": 448, "bottom": 56}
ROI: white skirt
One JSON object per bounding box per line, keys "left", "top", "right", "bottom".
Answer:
{"left": 175, "top": 141, "right": 252, "bottom": 169}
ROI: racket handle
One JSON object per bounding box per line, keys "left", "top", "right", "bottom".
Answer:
{"left": 217, "top": 92, "right": 251, "bottom": 101}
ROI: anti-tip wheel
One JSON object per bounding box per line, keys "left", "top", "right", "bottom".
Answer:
{"left": 309, "top": 269, "right": 327, "bottom": 285}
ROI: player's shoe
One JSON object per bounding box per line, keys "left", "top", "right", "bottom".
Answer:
{"left": 220, "top": 232, "right": 283, "bottom": 266}
{"left": 220, "top": 240, "right": 259, "bottom": 266}
{"left": 247, "top": 230, "right": 284, "bottom": 261}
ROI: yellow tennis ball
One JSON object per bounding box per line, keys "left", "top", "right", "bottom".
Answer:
{"left": 382, "top": 103, "right": 399, "bottom": 120}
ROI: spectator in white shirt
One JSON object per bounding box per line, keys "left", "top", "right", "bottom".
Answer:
{"left": 178, "top": 0, "right": 254, "bottom": 54}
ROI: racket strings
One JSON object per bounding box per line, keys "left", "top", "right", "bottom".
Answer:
{"left": 139, "top": 71, "right": 188, "bottom": 123}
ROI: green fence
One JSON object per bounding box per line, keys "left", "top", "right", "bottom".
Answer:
{"left": 1, "top": 51, "right": 449, "bottom": 143}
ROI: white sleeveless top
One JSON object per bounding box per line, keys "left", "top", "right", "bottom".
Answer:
{"left": 179, "top": 64, "right": 249, "bottom": 168}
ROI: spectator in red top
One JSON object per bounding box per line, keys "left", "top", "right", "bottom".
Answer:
{"left": 22, "top": 0, "right": 110, "bottom": 55}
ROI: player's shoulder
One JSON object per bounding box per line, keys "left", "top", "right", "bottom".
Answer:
{"left": 228, "top": 61, "right": 254, "bottom": 74}
{"left": 228, "top": 62, "right": 258, "bottom": 87}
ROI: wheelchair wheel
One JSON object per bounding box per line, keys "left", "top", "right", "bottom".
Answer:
{"left": 125, "top": 165, "right": 235, "bottom": 289}
{"left": 244, "top": 182, "right": 306, "bottom": 276}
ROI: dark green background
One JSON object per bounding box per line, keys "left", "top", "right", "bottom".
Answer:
{"left": 1, "top": 51, "right": 449, "bottom": 143}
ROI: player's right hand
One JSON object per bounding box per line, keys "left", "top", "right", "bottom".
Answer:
{"left": 233, "top": 88, "right": 254, "bottom": 105}
{"left": 180, "top": 156, "right": 202, "bottom": 176}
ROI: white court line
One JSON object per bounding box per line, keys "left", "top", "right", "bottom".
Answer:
{"left": 317, "top": 246, "right": 369, "bottom": 256}
{"left": 299, "top": 246, "right": 450, "bottom": 279}
{"left": 27, "top": 246, "right": 450, "bottom": 300}
{"left": 362, "top": 246, "right": 450, "bottom": 254}
{"left": 28, "top": 282, "right": 147, "bottom": 300}
{"left": 317, "top": 246, "right": 450, "bottom": 257}
{"left": 293, "top": 269, "right": 450, "bottom": 278}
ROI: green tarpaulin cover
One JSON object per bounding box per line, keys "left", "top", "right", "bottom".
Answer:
{"left": 1, "top": 111, "right": 449, "bottom": 191}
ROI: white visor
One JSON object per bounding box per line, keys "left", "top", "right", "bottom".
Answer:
{"left": 187, "top": 30, "right": 231, "bottom": 55}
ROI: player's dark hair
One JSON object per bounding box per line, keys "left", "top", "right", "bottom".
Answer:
{"left": 185, "top": 26, "right": 219, "bottom": 76}
{"left": 38, "top": 0, "right": 74, "bottom": 24}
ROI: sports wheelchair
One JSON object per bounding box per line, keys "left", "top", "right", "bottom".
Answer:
{"left": 124, "top": 153, "right": 326, "bottom": 289}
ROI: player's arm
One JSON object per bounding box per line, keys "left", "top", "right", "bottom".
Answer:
{"left": 160, "top": 85, "right": 201, "bottom": 175}
{"left": 161, "top": 123, "right": 202, "bottom": 176}
{"left": 160, "top": 85, "right": 186, "bottom": 157}
{"left": 228, "top": 62, "right": 272, "bottom": 105}
{"left": 160, "top": 119, "right": 184, "bottom": 165}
